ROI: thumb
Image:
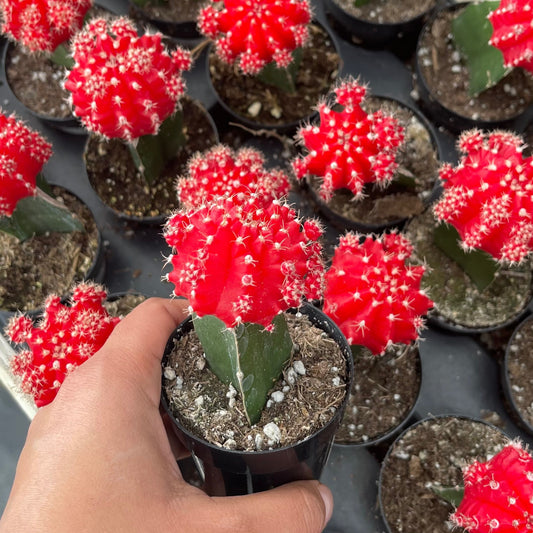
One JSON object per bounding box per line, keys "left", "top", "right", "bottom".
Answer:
{"left": 212, "top": 480, "right": 333, "bottom": 533}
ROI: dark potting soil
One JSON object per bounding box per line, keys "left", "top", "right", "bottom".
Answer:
{"left": 335, "top": 343, "right": 420, "bottom": 445}
{"left": 84, "top": 97, "right": 217, "bottom": 219}
{"left": 163, "top": 313, "right": 348, "bottom": 451}
{"left": 416, "top": 6, "right": 533, "bottom": 123}
{"left": 379, "top": 416, "right": 509, "bottom": 533}
{"left": 330, "top": 0, "right": 436, "bottom": 24}
{"left": 129, "top": 0, "right": 201, "bottom": 23}
{"left": 0, "top": 187, "right": 100, "bottom": 313}
{"left": 209, "top": 22, "right": 340, "bottom": 127}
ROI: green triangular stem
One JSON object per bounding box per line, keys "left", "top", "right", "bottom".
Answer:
{"left": 49, "top": 43, "right": 74, "bottom": 69}
{"left": 430, "top": 484, "right": 464, "bottom": 508}
{"left": 256, "top": 48, "right": 303, "bottom": 94}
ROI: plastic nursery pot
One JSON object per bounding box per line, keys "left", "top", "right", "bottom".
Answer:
{"left": 0, "top": 185, "right": 105, "bottom": 321}
{"left": 404, "top": 208, "right": 533, "bottom": 335}
{"left": 128, "top": 0, "right": 202, "bottom": 41}
{"left": 324, "top": 0, "right": 436, "bottom": 59}
{"left": 414, "top": 2, "right": 533, "bottom": 135}
{"left": 333, "top": 344, "right": 422, "bottom": 462}
{"left": 378, "top": 414, "right": 510, "bottom": 533}
{"left": 206, "top": 20, "right": 341, "bottom": 135}
{"left": 83, "top": 98, "right": 219, "bottom": 226}
{"left": 1, "top": 39, "right": 83, "bottom": 134}
{"left": 501, "top": 313, "right": 533, "bottom": 437}
{"left": 302, "top": 94, "right": 443, "bottom": 235}
{"left": 161, "top": 303, "right": 354, "bottom": 496}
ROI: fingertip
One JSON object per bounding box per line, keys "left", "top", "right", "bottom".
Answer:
{"left": 318, "top": 483, "right": 333, "bottom": 526}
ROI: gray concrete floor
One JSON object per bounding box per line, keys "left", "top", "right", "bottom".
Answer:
{"left": 0, "top": 384, "right": 29, "bottom": 517}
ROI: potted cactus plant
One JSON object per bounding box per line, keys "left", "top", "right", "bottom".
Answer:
{"left": 197, "top": 0, "right": 340, "bottom": 130}
{"left": 64, "top": 15, "right": 218, "bottom": 221}
{"left": 0, "top": 110, "right": 103, "bottom": 314}
{"left": 293, "top": 77, "right": 439, "bottom": 233}
{"left": 414, "top": 0, "right": 533, "bottom": 134}
{"left": 405, "top": 128, "right": 533, "bottom": 333}
{"left": 321, "top": 231, "right": 433, "bottom": 448}
{"left": 5, "top": 282, "right": 120, "bottom": 408}
{"left": 161, "top": 193, "right": 353, "bottom": 495}
{"left": 0, "top": 0, "right": 103, "bottom": 130}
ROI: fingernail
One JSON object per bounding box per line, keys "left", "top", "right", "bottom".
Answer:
{"left": 318, "top": 483, "right": 334, "bottom": 526}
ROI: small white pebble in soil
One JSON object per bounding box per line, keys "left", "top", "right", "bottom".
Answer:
{"left": 175, "top": 376, "right": 183, "bottom": 390}
{"left": 226, "top": 384, "right": 237, "bottom": 399}
{"left": 194, "top": 395, "right": 204, "bottom": 407}
{"left": 266, "top": 399, "right": 273, "bottom": 408}
{"left": 255, "top": 433, "right": 264, "bottom": 450}
{"left": 393, "top": 394, "right": 401, "bottom": 401}
{"left": 286, "top": 368, "right": 297, "bottom": 385}
{"left": 293, "top": 360, "right": 306, "bottom": 375}
{"left": 223, "top": 439, "right": 237, "bottom": 450}
{"left": 263, "top": 422, "right": 282, "bottom": 443}
{"left": 247, "top": 101, "right": 262, "bottom": 117}
{"left": 196, "top": 358, "right": 206, "bottom": 371}
{"left": 282, "top": 385, "right": 290, "bottom": 393}
{"left": 271, "top": 391, "right": 285, "bottom": 403}
{"left": 332, "top": 377, "right": 341, "bottom": 386}
{"left": 163, "top": 367, "right": 176, "bottom": 380}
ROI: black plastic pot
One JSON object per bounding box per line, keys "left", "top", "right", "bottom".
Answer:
{"left": 414, "top": 2, "right": 533, "bottom": 135}
{"left": 301, "top": 93, "right": 443, "bottom": 235}
{"left": 324, "top": 0, "right": 436, "bottom": 59}
{"left": 161, "top": 303, "right": 354, "bottom": 496}
{"left": 501, "top": 314, "right": 533, "bottom": 437}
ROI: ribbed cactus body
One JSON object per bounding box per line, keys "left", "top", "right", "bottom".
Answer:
{"left": 323, "top": 232, "right": 432, "bottom": 355}
{"left": 292, "top": 78, "right": 405, "bottom": 202}
{"left": 7, "top": 283, "right": 120, "bottom": 407}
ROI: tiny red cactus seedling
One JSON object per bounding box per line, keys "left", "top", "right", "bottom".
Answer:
{"left": 292, "top": 77, "right": 405, "bottom": 202}
{"left": 64, "top": 16, "right": 192, "bottom": 184}
{"left": 323, "top": 231, "right": 432, "bottom": 355}
{"left": 164, "top": 194, "right": 324, "bottom": 424}
{"left": 0, "top": 0, "right": 92, "bottom": 55}
{"left": 0, "top": 110, "right": 83, "bottom": 240}
{"left": 7, "top": 282, "right": 120, "bottom": 407}
{"left": 433, "top": 129, "right": 533, "bottom": 265}
{"left": 176, "top": 144, "right": 291, "bottom": 210}
{"left": 450, "top": 440, "right": 533, "bottom": 533}
{"left": 198, "top": 0, "right": 311, "bottom": 76}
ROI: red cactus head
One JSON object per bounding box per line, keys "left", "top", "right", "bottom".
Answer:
{"left": 64, "top": 16, "right": 191, "bottom": 142}
{"left": 164, "top": 195, "right": 324, "bottom": 329}
{"left": 198, "top": 0, "right": 311, "bottom": 75}
{"left": 177, "top": 144, "right": 291, "bottom": 210}
{"left": 323, "top": 231, "right": 432, "bottom": 355}
{"left": 488, "top": 0, "right": 533, "bottom": 74}
{"left": 433, "top": 129, "right": 533, "bottom": 264}
{"left": 292, "top": 78, "right": 405, "bottom": 202}
{"left": 450, "top": 440, "right": 533, "bottom": 533}
{"left": 7, "top": 282, "right": 120, "bottom": 407}
{"left": 0, "top": 0, "right": 93, "bottom": 53}
{"left": 0, "top": 110, "right": 52, "bottom": 217}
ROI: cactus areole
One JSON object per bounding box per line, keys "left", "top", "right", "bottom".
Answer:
{"left": 198, "top": 0, "right": 311, "bottom": 75}
{"left": 164, "top": 195, "right": 325, "bottom": 424}
{"left": 7, "top": 283, "right": 120, "bottom": 407}
{"left": 0, "top": 0, "right": 93, "bottom": 53}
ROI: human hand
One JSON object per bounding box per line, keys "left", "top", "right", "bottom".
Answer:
{"left": 0, "top": 297, "right": 333, "bottom": 533}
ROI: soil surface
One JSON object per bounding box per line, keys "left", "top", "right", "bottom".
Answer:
{"left": 84, "top": 97, "right": 218, "bottom": 220}
{"left": 405, "top": 209, "right": 532, "bottom": 331}
{"left": 104, "top": 293, "right": 147, "bottom": 318}
{"left": 209, "top": 23, "right": 340, "bottom": 127}
{"left": 129, "top": 0, "right": 202, "bottom": 22}
{"left": 308, "top": 96, "right": 439, "bottom": 230}
{"left": 416, "top": 6, "right": 533, "bottom": 123}
{"left": 379, "top": 416, "right": 509, "bottom": 533}
{"left": 335, "top": 343, "right": 420, "bottom": 445}
{"left": 504, "top": 316, "right": 533, "bottom": 432}
{"left": 0, "top": 187, "right": 100, "bottom": 313}
{"left": 163, "top": 312, "right": 349, "bottom": 451}
{"left": 330, "top": 0, "right": 435, "bottom": 24}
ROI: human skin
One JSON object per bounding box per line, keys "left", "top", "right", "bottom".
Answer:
{"left": 0, "top": 298, "right": 333, "bottom": 533}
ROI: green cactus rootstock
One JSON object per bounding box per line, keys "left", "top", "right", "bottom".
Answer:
{"left": 451, "top": 2, "right": 509, "bottom": 96}
{"left": 193, "top": 313, "right": 294, "bottom": 426}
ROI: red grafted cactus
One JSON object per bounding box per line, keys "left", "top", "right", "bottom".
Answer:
{"left": 450, "top": 440, "right": 533, "bottom": 533}
{"left": 488, "top": 0, "right": 533, "bottom": 74}
{"left": 0, "top": 110, "right": 52, "bottom": 216}
{"left": 433, "top": 129, "right": 533, "bottom": 264}
{"left": 177, "top": 144, "right": 291, "bottom": 210}
{"left": 164, "top": 195, "right": 324, "bottom": 329}
{"left": 323, "top": 232, "right": 432, "bottom": 355}
{"left": 0, "top": 0, "right": 92, "bottom": 53}
{"left": 7, "top": 282, "right": 120, "bottom": 407}
{"left": 292, "top": 78, "right": 405, "bottom": 202}
{"left": 198, "top": 0, "right": 311, "bottom": 75}
{"left": 64, "top": 16, "right": 191, "bottom": 142}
